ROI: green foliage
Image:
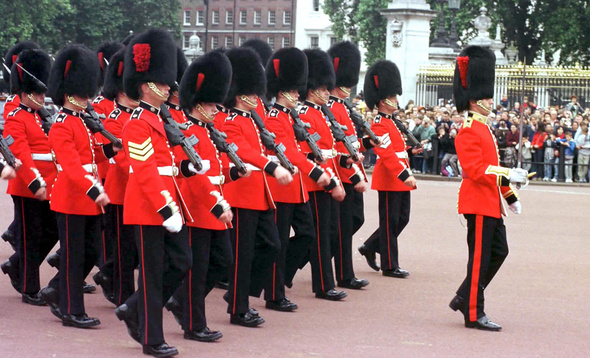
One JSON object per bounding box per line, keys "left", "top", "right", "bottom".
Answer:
{"left": 355, "top": 0, "right": 388, "bottom": 66}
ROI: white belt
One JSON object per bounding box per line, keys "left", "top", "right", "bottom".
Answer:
{"left": 209, "top": 175, "right": 225, "bottom": 185}
{"left": 230, "top": 163, "right": 261, "bottom": 171}
{"left": 321, "top": 149, "right": 337, "bottom": 159}
{"left": 57, "top": 163, "right": 96, "bottom": 173}
{"left": 31, "top": 153, "right": 53, "bottom": 161}
{"left": 129, "top": 165, "right": 177, "bottom": 176}
{"left": 109, "top": 158, "right": 116, "bottom": 164}
{"left": 396, "top": 151, "right": 408, "bottom": 159}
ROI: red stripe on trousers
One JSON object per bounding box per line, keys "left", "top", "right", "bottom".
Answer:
{"left": 189, "top": 229, "right": 193, "bottom": 331}
{"left": 273, "top": 209, "right": 277, "bottom": 301}
{"left": 469, "top": 215, "right": 484, "bottom": 322}
{"left": 140, "top": 226, "right": 148, "bottom": 345}
{"left": 313, "top": 192, "right": 324, "bottom": 291}
{"left": 232, "top": 209, "right": 239, "bottom": 315}
{"left": 117, "top": 206, "right": 122, "bottom": 305}
{"left": 66, "top": 215, "right": 70, "bottom": 314}
{"left": 21, "top": 198, "right": 27, "bottom": 292}
{"left": 386, "top": 192, "right": 392, "bottom": 270}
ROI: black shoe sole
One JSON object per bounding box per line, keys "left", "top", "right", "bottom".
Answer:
{"left": 184, "top": 332, "right": 223, "bottom": 342}
{"left": 230, "top": 316, "right": 265, "bottom": 327}
{"left": 142, "top": 347, "right": 179, "bottom": 358}
{"left": 464, "top": 321, "right": 502, "bottom": 331}
{"left": 265, "top": 303, "right": 298, "bottom": 312}
{"left": 337, "top": 281, "right": 369, "bottom": 290}
{"left": 22, "top": 295, "right": 47, "bottom": 306}
{"left": 62, "top": 318, "right": 101, "bottom": 328}
{"left": 315, "top": 292, "right": 348, "bottom": 301}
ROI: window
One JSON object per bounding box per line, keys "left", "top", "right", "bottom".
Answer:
{"left": 282, "top": 37, "right": 290, "bottom": 48}
{"left": 283, "top": 10, "right": 291, "bottom": 25}
{"left": 225, "top": 36, "right": 233, "bottom": 48}
{"left": 240, "top": 10, "right": 247, "bottom": 24}
{"left": 313, "top": 0, "right": 320, "bottom": 12}
{"left": 183, "top": 35, "right": 190, "bottom": 49}
{"left": 254, "top": 10, "right": 261, "bottom": 24}
{"left": 226, "top": 9, "right": 233, "bottom": 24}
{"left": 268, "top": 10, "right": 276, "bottom": 25}
{"left": 212, "top": 10, "right": 219, "bottom": 24}
{"left": 183, "top": 10, "right": 191, "bottom": 26}
{"left": 310, "top": 36, "right": 319, "bottom": 48}
{"left": 196, "top": 10, "right": 204, "bottom": 25}
{"left": 330, "top": 37, "right": 338, "bottom": 46}
{"left": 239, "top": 36, "right": 246, "bottom": 46}
{"left": 267, "top": 36, "right": 275, "bottom": 50}
{"left": 211, "top": 36, "right": 218, "bottom": 49}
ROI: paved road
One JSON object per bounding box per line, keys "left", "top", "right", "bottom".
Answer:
{"left": 0, "top": 178, "right": 588, "bottom": 357}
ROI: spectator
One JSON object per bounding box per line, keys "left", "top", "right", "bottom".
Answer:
{"left": 439, "top": 128, "right": 459, "bottom": 177}
{"left": 531, "top": 124, "right": 547, "bottom": 180}
{"left": 436, "top": 108, "right": 452, "bottom": 131}
{"left": 512, "top": 102, "right": 521, "bottom": 116}
{"left": 413, "top": 117, "right": 436, "bottom": 173}
{"left": 495, "top": 120, "right": 508, "bottom": 164}
{"left": 505, "top": 124, "right": 520, "bottom": 168}
{"left": 576, "top": 121, "right": 590, "bottom": 182}
{"left": 500, "top": 94, "right": 509, "bottom": 109}
{"left": 543, "top": 125, "right": 558, "bottom": 182}
{"left": 557, "top": 130, "right": 576, "bottom": 183}
{"left": 517, "top": 136, "right": 533, "bottom": 172}
{"left": 566, "top": 95, "right": 584, "bottom": 118}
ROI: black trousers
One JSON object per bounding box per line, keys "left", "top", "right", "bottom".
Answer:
{"left": 109, "top": 204, "right": 137, "bottom": 306}
{"left": 11, "top": 196, "right": 59, "bottom": 294}
{"left": 227, "top": 208, "right": 280, "bottom": 315}
{"left": 265, "top": 202, "right": 315, "bottom": 302}
{"left": 331, "top": 183, "right": 365, "bottom": 283}
{"left": 363, "top": 191, "right": 411, "bottom": 270}
{"left": 96, "top": 213, "right": 112, "bottom": 268}
{"left": 57, "top": 213, "right": 100, "bottom": 315}
{"left": 174, "top": 227, "right": 232, "bottom": 332}
{"left": 456, "top": 214, "right": 508, "bottom": 322}
{"left": 132, "top": 225, "right": 191, "bottom": 346}
{"left": 307, "top": 191, "right": 338, "bottom": 293}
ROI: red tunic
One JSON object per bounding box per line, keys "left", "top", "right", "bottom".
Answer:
{"left": 48, "top": 108, "right": 109, "bottom": 215}
{"left": 103, "top": 104, "right": 134, "bottom": 205}
{"left": 167, "top": 102, "right": 187, "bottom": 124}
{"left": 3, "top": 94, "right": 19, "bottom": 121}
{"left": 456, "top": 112, "right": 517, "bottom": 219}
{"left": 213, "top": 105, "right": 229, "bottom": 130}
{"left": 93, "top": 95, "right": 116, "bottom": 180}
{"left": 4, "top": 104, "right": 57, "bottom": 198}
{"left": 221, "top": 108, "right": 275, "bottom": 211}
{"left": 370, "top": 113, "right": 414, "bottom": 192}
{"left": 297, "top": 101, "right": 342, "bottom": 192}
{"left": 265, "top": 104, "right": 318, "bottom": 203}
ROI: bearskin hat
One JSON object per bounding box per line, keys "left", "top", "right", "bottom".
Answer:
{"left": 3, "top": 41, "right": 40, "bottom": 90}
{"left": 103, "top": 48, "right": 126, "bottom": 101}
{"left": 300, "top": 48, "right": 335, "bottom": 99}
{"left": 48, "top": 44, "right": 100, "bottom": 106}
{"left": 10, "top": 49, "right": 51, "bottom": 95}
{"left": 327, "top": 41, "right": 361, "bottom": 88}
{"left": 223, "top": 47, "right": 266, "bottom": 108}
{"left": 121, "top": 33, "right": 135, "bottom": 46}
{"left": 266, "top": 47, "right": 308, "bottom": 99}
{"left": 179, "top": 51, "right": 232, "bottom": 110}
{"left": 97, "top": 42, "right": 124, "bottom": 86}
{"left": 364, "top": 60, "right": 402, "bottom": 110}
{"left": 453, "top": 46, "right": 496, "bottom": 112}
{"left": 123, "top": 28, "right": 178, "bottom": 101}
{"left": 172, "top": 46, "right": 189, "bottom": 92}
{"left": 241, "top": 38, "right": 273, "bottom": 67}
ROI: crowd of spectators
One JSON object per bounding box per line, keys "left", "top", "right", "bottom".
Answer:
{"left": 353, "top": 93, "right": 590, "bottom": 184}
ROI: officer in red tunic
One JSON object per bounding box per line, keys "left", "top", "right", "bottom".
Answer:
{"left": 93, "top": 48, "right": 139, "bottom": 306}
{"left": 47, "top": 44, "right": 119, "bottom": 328}
{"left": 326, "top": 41, "right": 373, "bottom": 289}
{"left": 449, "top": 46, "right": 528, "bottom": 331}
{"left": 1, "top": 41, "right": 40, "bottom": 251}
{"left": 297, "top": 48, "right": 347, "bottom": 301}
{"left": 361, "top": 60, "right": 415, "bottom": 278}
{"left": 114, "top": 29, "right": 192, "bottom": 358}
{"left": 2, "top": 48, "right": 57, "bottom": 306}
{"left": 263, "top": 47, "right": 331, "bottom": 310}
{"left": 172, "top": 50, "right": 245, "bottom": 342}
{"left": 221, "top": 46, "right": 292, "bottom": 327}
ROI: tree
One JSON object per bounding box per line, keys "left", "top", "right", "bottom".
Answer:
{"left": 355, "top": 0, "right": 388, "bottom": 66}
{"left": 323, "top": 0, "right": 359, "bottom": 41}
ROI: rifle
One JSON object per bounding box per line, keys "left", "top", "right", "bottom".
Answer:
{"left": 206, "top": 122, "right": 247, "bottom": 174}
{"left": 37, "top": 107, "right": 54, "bottom": 135}
{"left": 320, "top": 104, "right": 360, "bottom": 162}
{"left": 83, "top": 102, "right": 123, "bottom": 148}
{"left": 249, "top": 110, "right": 295, "bottom": 174}
{"left": 393, "top": 115, "right": 421, "bottom": 147}
{"left": 159, "top": 105, "right": 203, "bottom": 172}
{"left": 0, "top": 126, "right": 17, "bottom": 167}
{"left": 342, "top": 98, "right": 380, "bottom": 144}
{"left": 290, "top": 108, "right": 324, "bottom": 162}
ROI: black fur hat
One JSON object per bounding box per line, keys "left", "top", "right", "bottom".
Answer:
{"left": 172, "top": 46, "right": 189, "bottom": 92}
{"left": 123, "top": 28, "right": 178, "bottom": 101}
{"left": 224, "top": 47, "right": 266, "bottom": 108}
{"left": 10, "top": 49, "right": 51, "bottom": 95}
{"left": 363, "top": 60, "right": 402, "bottom": 110}
{"left": 327, "top": 41, "right": 361, "bottom": 88}
{"left": 266, "top": 47, "right": 308, "bottom": 99}
{"left": 453, "top": 46, "right": 495, "bottom": 112}
{"left": 97, "top": 42, "right": 124, "bottom": 86}
{"left": 241, "top": 38, "right": 273, "bottom": 67}
{"left": 103, "top": 48, "right": 126, "bottom": 101}
{"left": 300, "top": 48, "right": 335, "bottom": 99}
{"left": 48, "top": 44, "right": 100, "bottom": 106}
{"left": 121, "top": 33, "right": 135, "bottom": 46}
{"left": 179, "top": 51, "right": 232, "bottom": 110}
{"left": 3, "top": 41, "right": 40, "bottom": 90}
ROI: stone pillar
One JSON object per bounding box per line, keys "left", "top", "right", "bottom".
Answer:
{"left": 381, "top": 0, "right": 436, "bottom": 106}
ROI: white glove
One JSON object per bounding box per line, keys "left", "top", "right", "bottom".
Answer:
{"left": 509, "top": 201, "right": 522, "bottom": 214}
{"left": 508, "top": 168, "right": 528, "bottom": 184}
{"left": 162, "top": 212, "right": 183, "bottom": 233}
{"left": 188, "top": 160, "right": 210, "bottom": 175}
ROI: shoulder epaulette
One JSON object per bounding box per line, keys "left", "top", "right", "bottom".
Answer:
{"left": 268, "top": 108, "right": 279, "bottom": 118}
{"left": 299, "top": 106, "right": 309, "bottom": 115}
{"left": 6, "top": 95, "right": 16, "bottom": 102}
{"left": 130, "top": 108, "right": 143, "bottom": 120}
{"left": 463, "top": 117, "right": 473, "bottom": 128}
{"left": 373, "top": 115, "right": 382, "bottom": 124}
{"left": 93, "top": 95, "right": 104, "bottom": 104}
{"left": 109, "top": 108, "right": 122, "bottom": 119}
{"left": 327, "top": 99, "right": 335, "bottom": 108}
{"left": 225, "top": 112, "right": 237, "bottom": 121}
{"left": 7, "top": 107, "right": 21, "bottom": 117}
{"left": 55, "top": 113, "right": 67, "bottom": 123}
